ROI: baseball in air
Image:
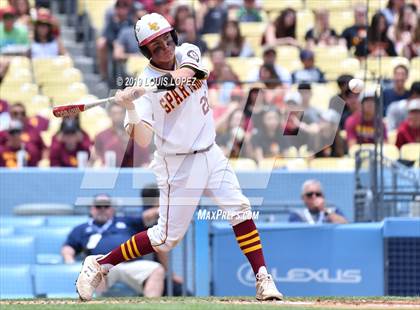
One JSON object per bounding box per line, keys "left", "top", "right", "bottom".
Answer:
{"left": 348, "top": 78, "right": 364, "bottom": 93}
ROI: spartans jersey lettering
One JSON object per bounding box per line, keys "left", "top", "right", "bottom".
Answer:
{"left": 124, "top": 43, "right": 215, "bottom": 155}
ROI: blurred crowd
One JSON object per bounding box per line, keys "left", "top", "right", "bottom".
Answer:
{"left": 0, "top": 0, "right": 419, "bottom": 168}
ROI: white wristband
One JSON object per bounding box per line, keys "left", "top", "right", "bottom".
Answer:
{"left": 127, "top": 109, "right": 141, "bottom": 124}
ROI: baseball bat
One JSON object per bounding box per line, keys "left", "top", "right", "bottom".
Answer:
{"left": 52, "top": 97, "right": 115, "bottom": 118}
{"left": 52, "top": 85, "right": 163, "bottom": 118}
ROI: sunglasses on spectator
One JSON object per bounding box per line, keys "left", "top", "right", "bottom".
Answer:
{"left": 94, "top": 205, "right": 111, "bottom": 209}
{"left": 304, "top": 192, "right": 323, "bottom": 198}
{"left": 11, "top": 111, "right": 25, "bottom": 117}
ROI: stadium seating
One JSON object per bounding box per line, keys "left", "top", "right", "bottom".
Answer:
{"left": 46, "top": 215, "right": 89, "bottom": 227}
{"left": 0, "top": 265, "right": 34, "bottom": 298}
{"left": 228, "top": 158, "right": 258, "bottom": 170}
{"left": 365, "top": 57, "right": 411, "bottom": 78}
{"left": 0, "top": 216, "right": 46, "bottom": 227}
{"left": 13, "top": 203, "right": 74, "bottom": 216}
{"left": 0, "top": 227, "right": 14, "bottom": 237}
{"left": 126, "top": 55, "right": 149, "bottom": 76}
{"left": 400, "top": 143, "right": 420, "bottom": 162}
{"left": 33, "top": 264, "right": 81, "bottom": 298}
{"left": 0, "top": 236, "right": 36, "bottom": 265}
{"left": 79, "top": 0, "right": 114, "bottom": 32}
{"left": 308, "top": 157, "right": 355, "bottom": 170}
{"left": 349, "top": 143, "right": 401, "bottom": 161}
{"left": 14, "top": 226, "right": 72, "bottom": 255}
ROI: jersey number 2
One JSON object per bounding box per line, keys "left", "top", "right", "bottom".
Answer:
{"left": 200, "top": 93, "right": 209, "bottom": 115}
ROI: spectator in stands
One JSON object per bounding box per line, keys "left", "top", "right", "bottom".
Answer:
{"left": 248, "top": 46, "right": 291, "bottom": 85}
{"left": 0, "top": 6, "right": 29, "bottom": 54}
{"left": 207, "top": 47, "right": 239, "bottom": 92}
{"left": 314, "top": 109, "right": 347, "bottom": 157}
{"left": 338, "top": 90, "right": 360, "bottom": 131}
{"left": 403, "top": 14, "right": 420, "bottom": 59}
{"left": 382, "top": 0, "right": 406, "bottom": 26}
{"left": 395, "top": 99, "right": 420, "bottom": 148}
{"left": 0, "top": 99, "right": 10, "bottom": 131}
{"left": 216, "top": 20, "right": 254, "bottom": 57}
{"left": 197, "top": 0, "right": 228, "bottom": 34}
{"left": 329, "top": 74, "right": 354, "bottom": 128}
{"left": 49, "top": 118, "right": 91, "bottom": 167}
{"left": 152, "top": 0, "right": 174, "bottom": 26}
{"left": 305, "top": 9, "right": 339, "bottom": 48}
{"left": 0, "top": 119, "right": 40, "bottom": 167}
{"left": 292, "top": 49, "right": 326, "bottom": 84}
{"left": 259, "top": 63, "right": 282, "bottom": 89}
{"left": 345, "top": 90, "right": 388, "bottom": 147}
{"left": 216, "top": 108, "right": 252, "bottom": 158}
{"left": 12, "top": 0, "right": 31, "bottom": 29}
{"left": 214, "top": 85, "right": 260, "bottom": 134}
{"left": 383, "top": 64, "right": 410, "bottom": 114}
{"left": 96, "top": 0, "right": 134, "bottom": 80}
{"left": 251, "top": 107, "right": 289, "bottom": 163}
{"left": 173, "top": 4, "right": 191, "bottom": 34}
{"left": 178, "top": 15, "right": 208, "bottom": 54}
{"left": 61, "top": 194, "right": 165, "bottom": 297}
{"left": 8, "top": 102, "right": 49, "bottom": 133}
{"left": 387, "top": 81, "right": 420, "bottom": 130}
{"left": 366, "top": 12, "right": 397, "bottom": 56}
{"left": 262, "top": 8, "right": 298, "bottom": 47}
{"left": 341, "top": 5, "right": 368, "bottom": 57}
{"left": 113, "top": 4, "right": 147, "bottom": 61}
{"left": 31, "top": 9, "right": 66, "bottom": 58}
{"left": 289, "top": 179, "right": 348, "bottom": 224}
{"left": 388, "top": 4, "right": 418, "bottom": 56}
{"left": 237, "top": 0, "right": 262, "bottom": 22}
{"left": 94, "top": 102, "right": 150, "bottom": 167}
{"left": 2, "top": 103, "right": 47, "bottom": 164}
{"left": 298, "top": 83, "right": 321, "bottom": 125}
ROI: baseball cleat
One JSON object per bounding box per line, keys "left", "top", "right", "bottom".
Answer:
{"left": 256, "top": 272, "right": 283, "bottom": 301}
{"left": 75, "top": 255, "right": 107, "bottom": 301}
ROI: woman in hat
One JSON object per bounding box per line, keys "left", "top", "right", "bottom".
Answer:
{"left": 30, "top": 8, "right": 66, "bottom": 58}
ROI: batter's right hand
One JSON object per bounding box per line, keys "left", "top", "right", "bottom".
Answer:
{"left": 114, "top": 87, "right": 145, "bottom": 110}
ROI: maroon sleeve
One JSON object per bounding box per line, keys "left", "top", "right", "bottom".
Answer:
{"left": 80, "top": 131, "right": 92, "bottom": 157}
{"left": 345, "top": 115, "right": 357, "bottom": 143}
{"left": 0, "top": 145, "right": 6, "bottom": 167}
{"left": 395, "top": 122, "right": 409, "bottom": 149}
{"left": 36, "top": 115, "right": 49, "bottom": 131}
{"left": 49, "top": 138, "right": 62, "bottom": 166}
{"left": 0, "top": 131, "right": 7, "bottom": 146}
{"left": 26, "top": 143, "right": 40, "bottom": 166}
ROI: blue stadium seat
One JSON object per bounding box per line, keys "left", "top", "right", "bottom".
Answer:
{"left": 15, "top": 227, "right": 72, "bottom": 254}
{"left": 0, "top": 265, "right": 34, "bottom": 299}
{"left": 46, "top": 215, "right": 89, "bottom": 227}
{"left": 37, "top": 254, "right": 63, "bottom": 265}
{"left": 0, "top": 226, "right": 14, "bottom": 236}
{"left": 0, "top": 236, "right": 36, "bottom": 264}
{"left": 0, "top": 216, "right": 46, "bottom": 228}
{"left": 34, "top": 264, "right": 81, "bottom": 298}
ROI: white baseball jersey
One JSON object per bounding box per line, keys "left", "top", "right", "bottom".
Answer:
{"left": 125, "top": 43, "right": 215, "bottom": 155}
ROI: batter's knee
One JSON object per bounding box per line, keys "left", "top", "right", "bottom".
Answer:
{"left": 147, "top": 225, "right": 183, "bottom": 253}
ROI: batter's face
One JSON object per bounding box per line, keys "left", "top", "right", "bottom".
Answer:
{"left": 147, "top": 32, "right": 176, "bottom": 64}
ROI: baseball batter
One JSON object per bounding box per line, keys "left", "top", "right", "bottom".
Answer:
{"left": 76, "top": 13, "right": 282, "bottom": 301}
